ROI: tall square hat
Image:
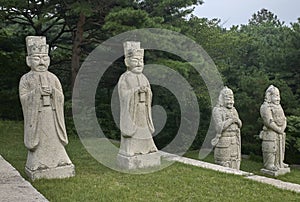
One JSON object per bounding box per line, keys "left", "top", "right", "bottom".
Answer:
{"left": 123, "top": 41, "right": 144, "bottom": 58}
{"left": 26, "top": 36, "right": 49, "bottom": 56}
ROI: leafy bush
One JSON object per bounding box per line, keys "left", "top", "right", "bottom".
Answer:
{"left": 285, "top": 115, "right": 300, "bottom": 164}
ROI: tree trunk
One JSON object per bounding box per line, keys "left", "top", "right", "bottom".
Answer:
{"left": 71, "top": 12, "right": 86, "bottom": 91}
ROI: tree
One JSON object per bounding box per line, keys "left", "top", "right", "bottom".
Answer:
{"left": 288, "top": 19, "right": 300, "bottom": 103}
{"left": 285, "top": 115, "right": 300, "bottom": 163}
{"left": 248, "top": 8, "right": 283, "bottom": 27}
{"left": 0, "top": 0, "right": 73, "bottom": 92}
{"left": 0, "top": 0, "right": 69, "bottom": 46}
{"left": 139, "top": 0, "right": 203, "bottom": 24}
{"left": 62, "top": 0, "right": 121, "bottom": 89}
{"left": 0, "top": 0, "right": 122, "bottom": 89}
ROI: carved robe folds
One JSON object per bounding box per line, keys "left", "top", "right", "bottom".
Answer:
{"left": 118, "top": 71, "right": 157, "bottom": 156}
{"left": 19, "top": 71, "right": 72, "bottom": 172}
{"left": 212, "top": 106, "right": 241, "bottom": 170}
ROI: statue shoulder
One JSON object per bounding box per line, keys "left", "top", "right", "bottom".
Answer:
{"left": 212, "top": 106, "right": 223, "bottom": 115}
{"left": 140, "top": 73, "right": 150, "bottom": 82}
{"left": 20, "top": 71, "right": 34, "bottom": 83}
{"left": 232, "top": 107, "right": 239, "bottom": 115}
{"left": 118, "top": 72, "right": 127, "bottom": 82}
{"left": 260, "top": 102, "right": 270, "bottom": 111}
{"left": 140, "top": 73, "right": 147, "bottom": 79}
{"left": 47, "top": 71, "right": 59, "bottom": 80}
{"left": 260, "top": 102, "right": 273, "bottom": 118}
{"left": 119, "top": 71, "right": 133, "bottom": 82}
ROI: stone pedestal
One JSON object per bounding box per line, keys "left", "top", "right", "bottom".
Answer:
{"left": 260, "top": 167, "right": 290, "bottom": 177}
{"left": 117, "top": 152, "right": 161, "bottom": 170}
{"left": 25, "top": 164, "right": 75, "bottom": 181}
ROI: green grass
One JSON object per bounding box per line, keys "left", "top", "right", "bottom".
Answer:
{"left": 1, "top": 120, "right": 300, "bottom": 201}
{"left": 184, "top": 150, "right": 300, "bottom": 185}
{"left": 184, "top": 150, "right": 263, "bottom": 174}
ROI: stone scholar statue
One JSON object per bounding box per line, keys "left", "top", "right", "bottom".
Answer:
{"left": 19, "top": 36, "right": 75, "bottom": 180}
{"left": 117, "top": 41, "right": 160, "bottom": 170}
{"left": 211, "top": 87, "right": 242, "bottom": 170}
{"left": 259, "top": 85, "right": 290, "bottom": 176}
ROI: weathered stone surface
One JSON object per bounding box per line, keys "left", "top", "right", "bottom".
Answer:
{"left": 117, "top": 152, "right": 161, "bottom": 170}
{"left": 117, "top": 41, "right": 160, "bottom": 169}
{"left": 159, "top": 151, "right": 251, "bottom": 176}
{"left": 246, "top": 175, "right": 300, "bottom": 193}
{"left": 0, "top": 155, "right": 48, "bottom": 202}
{"left": 211, "top": 87, "right": 242, "bottom": 170}
{"left": 19, "top": 36, "right": 74, "bottom": 180}
{"left": 25, "top": 164, "right": 75, "bottom": 181}
{"left": 260, "top": 168, "right": 290, "bottom": 177}
{"left": 160, "top": 151, "right": 300, "bottom": 193}
{"left": 259, "top": 85, "right": 289, "bottom": 176}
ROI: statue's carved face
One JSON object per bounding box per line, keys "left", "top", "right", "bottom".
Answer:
{"left": 125, "top": 56, "right": 144, "bottom": 74}
{"left": 271, "top": 89, "right": 280, "bottom": 105}
{"left": 26, "top": 54, "right": 50, "bottom": 72}
{"left": 224, "top": 94, "right": 234, "bottom": 109}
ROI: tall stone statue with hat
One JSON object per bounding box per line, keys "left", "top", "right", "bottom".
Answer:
{"left": 259, "top": 85, "right": 290, "bottom": 176}
{"left": 211, "top": 86, "right": 242, "bottom": 170}
{"left": 117, "top": 41, "right": 160, "bottom": 169}
{"left": 19, "top": 36, "right": 75, "bottom": 180}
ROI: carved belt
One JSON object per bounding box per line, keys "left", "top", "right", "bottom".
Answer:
{"left": 221, "top": 131, "right": 237, "bottom": 137}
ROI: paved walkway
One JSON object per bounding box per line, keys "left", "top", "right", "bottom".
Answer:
{"left": 159, "top": 151, "right": 300, "bottom": 193}
{"left": 0, "top": 155, "right": 48, "bottom": 202}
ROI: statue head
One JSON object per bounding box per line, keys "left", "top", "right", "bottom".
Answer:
{"left": 217, "top": 86, "right": 234, "bottom": 109}
{"left": 25, "top": 36, "right": 50, "bottom": 72}
{"left": 264, "top": 85, "right": 280, "bottom": 105}
{"left": 123, "top": 41, "right": 144, "bottom": 74}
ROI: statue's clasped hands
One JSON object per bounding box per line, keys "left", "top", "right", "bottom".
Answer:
{"left": 232, "top": 117, "right": 242, "bottom": 127}
{"left": 139, "top": 86, "right": 148, "bottom": 93}
{"left": 41, "top": 86, "right": 52, "bottom": 95}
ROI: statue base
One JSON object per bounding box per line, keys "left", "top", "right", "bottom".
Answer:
{"left": 260, "top": 167, "right": 290, "bottom": 176}
{"left": 117, "top": 152, "right": 161, "bottom": 170}
{"left": 25, "top": 164, "right": 75, "bottom": 181}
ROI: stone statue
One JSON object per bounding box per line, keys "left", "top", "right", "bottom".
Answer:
{"left": 117, "top": 41, "right": 160, "bottom": 169}
{"left": 259, "top": 85, "right": 290, "bottom": 176}
{"left": 211, "top": 87, "right": 242, "bottom": 170}
{"left": 19, "top": 36, "right": 75, "bottom": 180}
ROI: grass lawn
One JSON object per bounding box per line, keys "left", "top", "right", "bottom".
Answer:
{"left": 184, "top": 149, "right": 300, "bottom": 185}
{"left": 1, "top": 120, "right": 300, "bottom": 201}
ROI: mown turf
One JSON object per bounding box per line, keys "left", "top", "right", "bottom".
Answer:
{"left": 1, "top": 121, "right": 300, "bottom": 201}
{"left": 185, "top": 148, "right": 300, "bottom": 185}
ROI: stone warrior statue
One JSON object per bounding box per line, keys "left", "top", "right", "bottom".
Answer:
{"left": 19, "top": 36, "right": 74, "bottom": 180}
{"left": 117, "top": 41, "right": 160, "bottom": 169}
{"left": 211, "top": 87, "right": 242, "bottom": 170}
{"left": 260, "top": 85, "right": 289, "bottom": 175}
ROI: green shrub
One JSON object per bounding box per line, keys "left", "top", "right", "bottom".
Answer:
{"left": 285, "top": 115, "right": 300, "bottom": 164}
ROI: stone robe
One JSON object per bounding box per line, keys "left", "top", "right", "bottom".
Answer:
{"left": 118, "top": 70, "right": 157, "bottom": 156}
{"left": 212, "top": 106, "right": 241, "bottom": 169}
{"left": 260, "top": 102, "right": 287, "bottom": 169}
{"left": 19, "top": 70, "right": 72, "bottom": 171}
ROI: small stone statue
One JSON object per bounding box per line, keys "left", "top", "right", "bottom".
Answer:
{"left": 117, "top": 41, "right": 160, "bottom": 169}
{"left": 260, "top": 85, "right": 290, "bottom": 176}
{"left": 19, "top": 36, "right": 74, "bottom": 180}
{"left": 211, "top": 87, "right": 242, "bottom": 170}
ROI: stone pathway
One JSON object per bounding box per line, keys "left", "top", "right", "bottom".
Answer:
{"left": 0, "top": 155, "right": 48, "bottom": 202}
{"left": 159, "top": 151, "right": 300, "bottom": 193}
{"left": 246, "top": 175, "right": 300, "bottom": 193}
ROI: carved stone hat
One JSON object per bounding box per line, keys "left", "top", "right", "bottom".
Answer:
{"left": 217, "top": 86, "right": 234, "bottom": 106}
{"left": 221, "top": 86, "right": 233, "bottom": 96}
{"left": 123, "top": 41, "right": 144, "bottom": 58}
{"left": 26, "top": 36, "right": 49, "bottom": 56}
{"left": 264, "top": 85, "right": 280, "bottom": 103}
